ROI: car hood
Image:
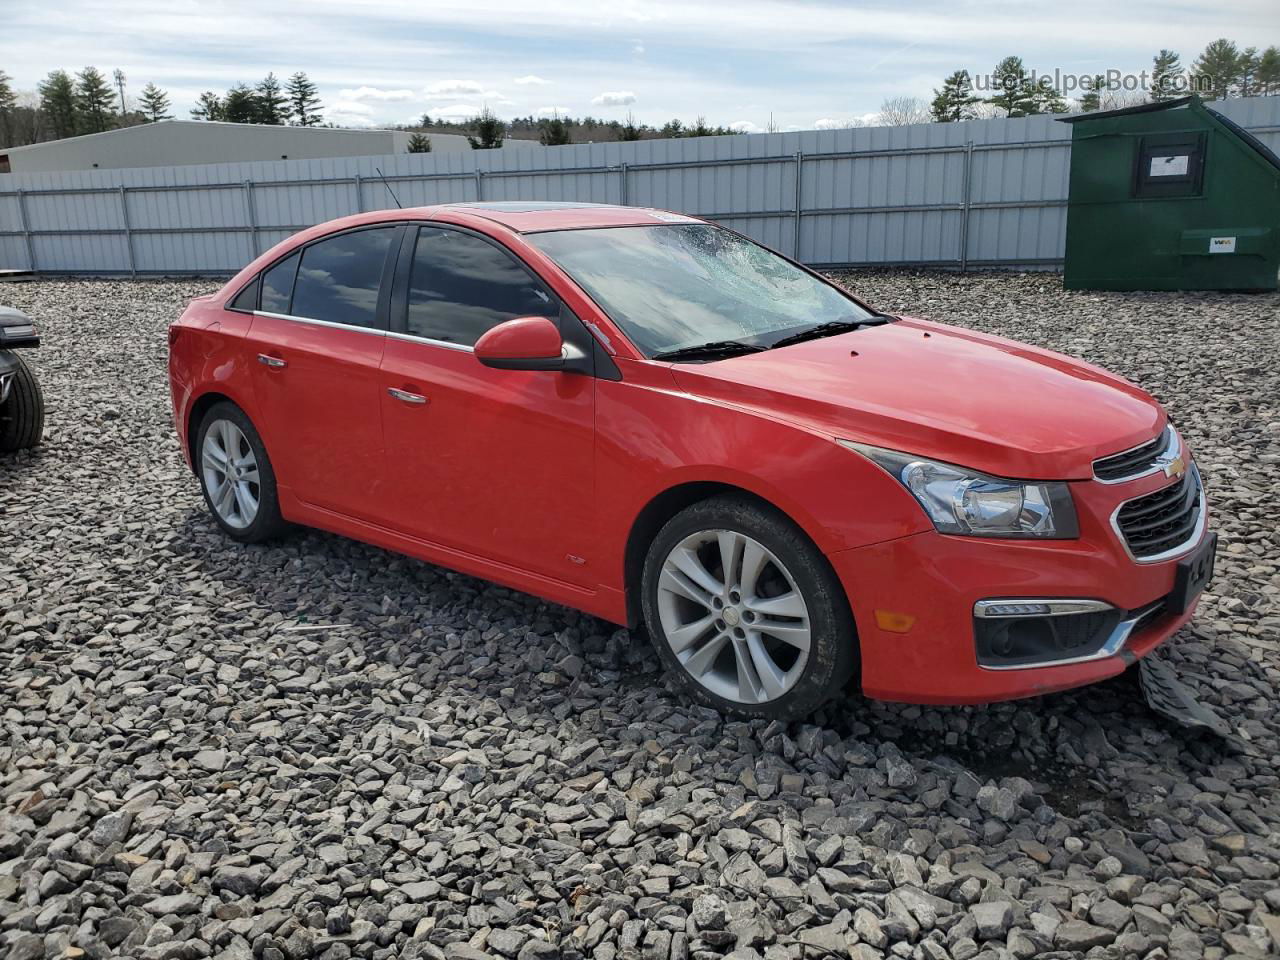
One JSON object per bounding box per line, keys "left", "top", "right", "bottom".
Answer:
{"left": 669, "top": 317, "right": 1165, "bottom": 480}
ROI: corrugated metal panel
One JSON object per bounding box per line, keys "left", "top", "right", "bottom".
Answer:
{"left": 2, "top": 96, "right": 1277, "bottom": 274}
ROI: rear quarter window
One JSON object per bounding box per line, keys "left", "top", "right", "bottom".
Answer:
{"left": 261, "top": 252, "right": 300, "bottom": 314}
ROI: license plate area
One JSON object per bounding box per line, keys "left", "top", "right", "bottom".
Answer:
{"left": 1166, "top": 532, "right": 1217, "bottom": 616}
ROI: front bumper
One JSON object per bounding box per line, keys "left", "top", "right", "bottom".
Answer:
{"left": 831, "top": 463, "right": 1209, "bottom": 705}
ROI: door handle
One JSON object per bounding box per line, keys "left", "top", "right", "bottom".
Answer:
{"left": 257, "top": 354, "right": 287, "bottom": 369}
{"left": 387, "top": 387, "right": 428, "bottom": 405}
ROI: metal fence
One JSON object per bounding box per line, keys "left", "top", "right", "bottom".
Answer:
{"left": 2, "top": 97, "right": 1278, "bottom": 276}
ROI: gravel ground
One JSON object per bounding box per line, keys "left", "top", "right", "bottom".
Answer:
{"left": 2, "top": 273, "right": 1279, "bottom": 960}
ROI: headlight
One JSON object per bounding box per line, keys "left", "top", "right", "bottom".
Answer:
{"left": 840, "top": 441, "right": 1079, "bottom": 539}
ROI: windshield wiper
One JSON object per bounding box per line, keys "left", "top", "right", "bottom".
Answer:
{"left": 767, "top": 316, "right": 891, "bottom": 350}
{"left": 652, "top": 340, "right": 766, "bottom": 362}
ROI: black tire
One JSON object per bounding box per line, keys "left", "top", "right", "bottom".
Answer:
{"left": 0, "top": 352, "right": 45, "bottom": 453}
{"left": 196, "top": 401, "right": 288, "bottom": 543}
{"left": 641, "top": 494, "right": 857, "bottom": 721}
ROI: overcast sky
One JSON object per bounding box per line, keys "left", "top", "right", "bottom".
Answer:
{"left": 5, "top": 1, "right": 1275, "bottom": 132}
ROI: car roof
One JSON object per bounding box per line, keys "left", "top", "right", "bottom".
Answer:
{"left": 434, "top": 201, "right": 703, "bottom": 233}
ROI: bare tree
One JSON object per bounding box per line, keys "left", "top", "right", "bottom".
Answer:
{"left": 875, "top": 96, "right": 931, "bottom": 126}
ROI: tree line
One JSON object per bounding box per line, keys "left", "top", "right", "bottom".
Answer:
{"left": 408, "top": 110, "right": 745, "bottom": 149}
{"left": 189, "top": 74, "right": 323, "bottom": 127}
{"left": 0, "top": 68, "right": 325, "bottom": 147}
{"left": 929, "top": 39, "right": 1280, "bottom": 123}
{"left": 0, "top": 67, "right": 174, "bottom": 146}
{"left": 3, "top": 37, "right": 1276, "bottom": 154}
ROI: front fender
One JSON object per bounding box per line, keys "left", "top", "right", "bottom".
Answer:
{"left": 594, "top": 362, "right": 931, "bottom": 592}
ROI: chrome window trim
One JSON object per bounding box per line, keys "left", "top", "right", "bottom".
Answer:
{"left": 1093, "top": 424, "right": 1178, "bottom": 485}
{"left": 977, "top": 602, "right": 1162, "bottom": 672}
{"left": 974, "top": 598, "right": 1114, "bottom": 619}
{"left": 1110, "top": 463, "right": 1207, "bottom": 564}
{"left": 253, "top": 310, "right": 485, "bottom": 354}
{"left": 385, "top": 329, "right": 475, "bottom": 353}
{"left": 254, "top": 310, "right": 387, "bottom": 336}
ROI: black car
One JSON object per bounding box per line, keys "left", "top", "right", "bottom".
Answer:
{"left": 0, "top": 305, "right": 44, "bottom": 452}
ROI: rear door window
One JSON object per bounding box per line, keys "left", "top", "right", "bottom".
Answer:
{"left": 291, "top": 228, "right": 397, "bottom": 328}
{"left": 406, "top": 227, "right": 557, "bottom": 346}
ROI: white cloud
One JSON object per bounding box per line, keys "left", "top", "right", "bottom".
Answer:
{"left": 327, "top": 99, "right": 380, "bottom": 127}
{"left": 424, "top": 80, "right": 488, "bottom": 97}
{"left": 729, "top": 120, "right": 762, "bottom": 133}
{"left": 430, "top": 103, "right": 484, "bottom": 119}
{"left": 330, "top": 99, "right": 376, "bottom": 117}
{"left": 339, "top": 86, "right": 416, "bottom": 102}
{"left": 537, "top": 106, "right": 572, "bottom": 116}
{"left": 514, "top": 75, "right": 550, "bottom": 86}
{"left": 631, "top": 39, "right": 645, "bottom": 55}
{"left": 592, "top": 90, "right": 637, "bottom": 106}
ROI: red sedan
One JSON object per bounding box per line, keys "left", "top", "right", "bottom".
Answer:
{"left": 168, "top": 202, "right": 1215, "bottom": 719}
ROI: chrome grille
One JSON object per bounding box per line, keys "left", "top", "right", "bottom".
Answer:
{"left": 1094, "top": 426, "right": 1174, "bottom": 483}
{"left": 1114, "top": 466, "right": 1203, "bottom": 561}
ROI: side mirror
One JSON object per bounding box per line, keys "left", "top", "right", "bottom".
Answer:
{"left": 474, "top": 316, "right": 565, "bottom": 371}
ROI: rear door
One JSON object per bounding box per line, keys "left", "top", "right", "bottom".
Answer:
{"left": 378, "top": 224, "right": 598, "bottom": 587}
{"left": 246, "top": 224, "right": 401, "bottom": 518}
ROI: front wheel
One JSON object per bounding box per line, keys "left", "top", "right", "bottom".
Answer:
{"left": 641, "top": 495, "right": 857, "bottom": 721}
{"left": 196, "top": 402, "right": 287, "bottom": 543}
{"left": 0, "top": 352, "right": 45, "bottom": 453}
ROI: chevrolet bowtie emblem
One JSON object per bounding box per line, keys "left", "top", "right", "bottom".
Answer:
{"left": 1162, "top": 455, "right": 1186, "bottom": 479}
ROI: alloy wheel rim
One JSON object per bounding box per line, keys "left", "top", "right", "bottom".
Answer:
{"left": 201, "top": 419, "right": 260, "bottom": 529}
{"left": 656, "top": 529, "right": 811, "bottom": 704}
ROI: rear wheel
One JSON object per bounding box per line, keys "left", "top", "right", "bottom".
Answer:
{"left": 196, "top": 402, "right": 287, "bottom": 543}
{"left": 0, "top": 352, "right": 45, "bottom": 453}
{"left": 641, "top": 495, "right": 856, "bottom": 720}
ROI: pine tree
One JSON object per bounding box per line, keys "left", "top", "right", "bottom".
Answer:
{"left": 466, "top": 108, "right": 505, "bottom": 149}
{"left": 987, "top": 56, "right": 1039, "bottom": 117}
{"left": 40, "top": 70, "right": 78, "bottom": 138}
{"left": 286, "top": 72, "right": 322, "bottom": 126}
{"left": 139, "top": 83, "right": 171, "bottom": 122}
{"left": 1256, "top": 46, "right": 1280, "bottom": 95}
{"left": 1030, "top": 80, "right": 1069, "bottom": 115}
{"left": 0, "top": 70, "right": 16, "bottom": 145}
{"left": 222, "top": 84, "right": 258, "bottom": 123}
{"left": 112, "top": 68, "right": 127, "bottom": 115}
{"left": 539, "top": 115, "right": 570, "bottom": 145}
{"left": 419, "top": 113, "right": 432, "bottom": 127}
{"left": 930, "top": 70, "right": 979, "bottom": 122}
{"left": 1080, "top": 75, "right": 1106, "bottom": 112}
{"left": 660, "top": 119, "right": 684, "bottom": 137}
{"left": 191, "top": 91, "right": 224, "bottom": 121}
{"left": 406, "top": 133, "right": 432, "bottom": 153}
{"left": 1238, "top": 47, "right": 1262, "bottom": 97}
{"left": 1150, "top": 50, "right": 1184, "bottom": 102}
{"left": 1193, "top": 39, "right": 1243, "bottom": 100}
{"left": 254, "top": 73, "right": 288, "bottom": 124}
{"left": 75, "top": 66, "right": 116, "bottom": 133}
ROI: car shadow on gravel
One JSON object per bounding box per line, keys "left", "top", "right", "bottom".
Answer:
{"left": 163, "top": 502, "right": 1246, "bottom": 832}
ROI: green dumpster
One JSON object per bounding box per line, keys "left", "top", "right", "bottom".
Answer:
{"left": 1060, "top": 96, "right": 1280, "bottom": 291}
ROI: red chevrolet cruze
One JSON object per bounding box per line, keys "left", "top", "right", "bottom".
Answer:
{"left": 168, "top": 202, "right": 1215, "bottom": 719}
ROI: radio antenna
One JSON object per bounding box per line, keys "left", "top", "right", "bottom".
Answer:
{"left": 374, "top": 167, "right": 403, "bottom": 209}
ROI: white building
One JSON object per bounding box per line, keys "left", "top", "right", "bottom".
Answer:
{"left": 0, "top": 120, "right": 540, "bottom": 174}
